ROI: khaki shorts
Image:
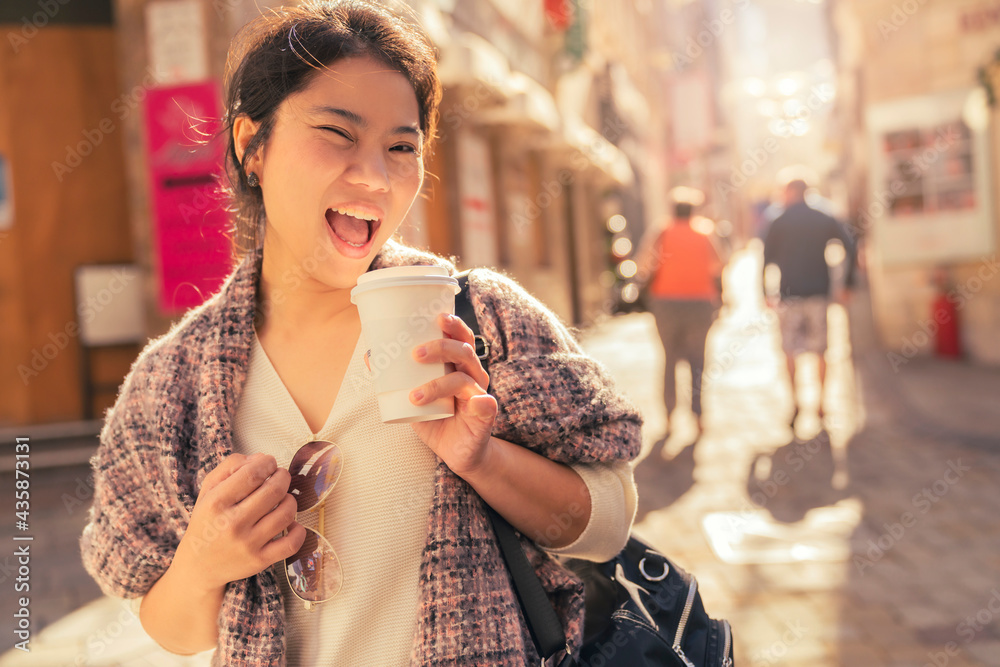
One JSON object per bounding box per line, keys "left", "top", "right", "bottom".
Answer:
{"left": 778, "top": 297, "right": 829, "bottom": 355}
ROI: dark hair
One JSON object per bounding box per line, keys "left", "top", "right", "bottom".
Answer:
{"left": 673, "top": 202, "right": 693, "bottom": 220}
{"left": 786, "top": 179, "right": 808, "bottom": 196}
{"left": 221, "top": 0, "right": 442, "bottom": 253}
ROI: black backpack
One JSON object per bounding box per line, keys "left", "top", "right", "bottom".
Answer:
{"left": 564, "top": 536, "right": 733, "bottom": 666}
{"left": 456, "top": 272, "right": 735, "bottom": 666}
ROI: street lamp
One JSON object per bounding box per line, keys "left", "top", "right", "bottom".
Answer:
{"left": 606, "top": 214, "right": 627, "bottom": 233}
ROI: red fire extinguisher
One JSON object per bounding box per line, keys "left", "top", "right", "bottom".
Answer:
{"left": 932, "top": 291, "right": 962, "bottom": 358}
{"left": 545, "top": 0, "right": 573, "bottom": 30}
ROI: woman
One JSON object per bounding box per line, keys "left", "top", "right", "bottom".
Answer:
{"left": 81, "top": 2, "right": 642, "bottom": 665}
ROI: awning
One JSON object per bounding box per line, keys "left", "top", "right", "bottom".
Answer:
{"left": 437, "top": 31, "right": 511, "bottom": 101}
{"left": 475, "top": 71, "right": 561, "bottom": 133}
{"left": 437, "top": 29, "right": 560, "bottom": 133}
{"left": 557, "top": 115, "right": 635, "bottom": 187}
{"left": 554, "top": 62, "right": 636, "bottom": 187}
{"left": 437, "top": 30, "right": 633, "bottom": 187}
{"left": 609, "top": 63, "right": 651, "bottom": 136}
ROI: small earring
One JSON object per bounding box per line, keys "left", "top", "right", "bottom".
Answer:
{"left": 247, "top": 172, "right": 260, "bottom": 188}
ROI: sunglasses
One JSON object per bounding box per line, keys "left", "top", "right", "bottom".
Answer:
{"left": 285, "top": 440, "right": 344, "bottom": 609}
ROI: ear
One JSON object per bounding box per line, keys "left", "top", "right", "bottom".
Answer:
{"left": 233, "top": 114, "right": 261, "bottom": 176}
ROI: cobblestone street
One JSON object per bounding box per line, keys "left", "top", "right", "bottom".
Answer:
{"left": 579, "top": 247, "right": 1000, "bottom": 666}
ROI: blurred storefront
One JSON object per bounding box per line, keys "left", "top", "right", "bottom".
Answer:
{"left": 0, "top": 0, "right": 672, "bottom": 426}
{"left": 832, "top": 0, "right": 1000, "bottom": 366}
{"left": 0, "top": 1, "right": 135, "bottom": 425}
{"left": 427, "top": 0, "right": 659, "bottom": 324}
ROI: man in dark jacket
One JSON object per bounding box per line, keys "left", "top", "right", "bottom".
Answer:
{"left": 763, "top": 179, "right": 856, "bottom": 427}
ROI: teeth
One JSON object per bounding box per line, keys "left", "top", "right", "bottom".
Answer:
{"left": 334, "top": 206, "right": 379, "bottom": 222}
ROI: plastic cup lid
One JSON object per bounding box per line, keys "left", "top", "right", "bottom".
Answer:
{"left": 356, "top": 266, "right": 450, "bottom": 284}
{"left": 351, "top": 265, "right": 459, "bottom": 301}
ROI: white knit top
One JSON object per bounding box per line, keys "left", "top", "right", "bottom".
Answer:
{"left": 231, "top": 333, "right": 637, "bottom": 666}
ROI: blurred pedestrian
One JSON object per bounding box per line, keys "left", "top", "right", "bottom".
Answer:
{"left": 763, "top": 179, "right": 856, "bottom": 426}
{"left": 638, "top": 198, "right": 722, "bottom": 437}
{"left": 79, "top": 2, "right": 640, "bottom": 665}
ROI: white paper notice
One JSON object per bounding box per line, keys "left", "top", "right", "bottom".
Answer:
{"left": 146, "top": 0, "right": 208, "bottom": 85}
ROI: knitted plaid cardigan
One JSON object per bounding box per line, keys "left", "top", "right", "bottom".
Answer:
{"left": 81, "top": 240, "right": 642, "bottom": 666}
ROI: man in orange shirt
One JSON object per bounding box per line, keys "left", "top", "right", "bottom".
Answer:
{"left": 638, "top": 201, "right": 723, "bottom": 436}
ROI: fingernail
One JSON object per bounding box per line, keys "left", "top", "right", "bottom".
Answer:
{"left": 410, "top": 389, "right": 424, "bottom": 404}
{"left": 414, "top": 346, "right": 427, "bottom": 359}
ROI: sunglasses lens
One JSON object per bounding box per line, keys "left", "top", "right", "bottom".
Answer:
{"left": 288, "top": 441, "right": 343, "bottom": 511}
{"left": 286, "top": 528, "right": 343, "bottom": 602}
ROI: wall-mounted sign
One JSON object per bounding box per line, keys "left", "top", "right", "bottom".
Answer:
{"left": 866, "top": 88, "right": 995, "bottom": 266}
{"left": 146, "top": 0, "right": 208, "bottom": 85}
{"left": 74, "top": 264, "right": 144, "bottom": 347}
{"left": 0, "top": 153, "right": 12, "bottom": 230}
{"left": 144, "top": 82, "right": 233, "bottom": 314}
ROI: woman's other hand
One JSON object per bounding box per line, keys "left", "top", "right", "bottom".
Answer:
{"left": 175, "top": 452, "right": 305, "bottom": 592}
{"left": 409, "top": 313, "right": 498, "bottom": 478}
{"left": 141, "top": 452, "right": 304, "bottom": 654}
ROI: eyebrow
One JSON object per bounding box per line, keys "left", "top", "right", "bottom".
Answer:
{"left": 309, "top": 105, "right": 423, "bottom": 140}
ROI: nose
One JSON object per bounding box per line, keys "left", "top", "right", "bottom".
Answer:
{"left": 344, "top": 144, "right": 390, "bottom": 192}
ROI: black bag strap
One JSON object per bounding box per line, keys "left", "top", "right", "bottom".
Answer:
{"left": 454, "top": 271, "right": 491, "bottom": 369}
{"left": 454, "top": 271, "right": 576, "bottom": 667}
{"left": 486, "top": 506, "right": 573, "bottom": 665}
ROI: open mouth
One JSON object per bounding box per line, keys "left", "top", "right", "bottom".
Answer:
{"left": 325, "top": 207, "right": 382, "bottom": 249}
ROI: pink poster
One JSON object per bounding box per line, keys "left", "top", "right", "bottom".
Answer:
{"left": 144, "top": 82, "right": 233, "bottom": 314}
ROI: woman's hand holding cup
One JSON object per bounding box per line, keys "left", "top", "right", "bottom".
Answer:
{"left": 408, "top": 312, "right": 498, "bottom": 478}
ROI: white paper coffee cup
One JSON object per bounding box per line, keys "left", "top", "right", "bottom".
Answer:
{"left": 351, "top": 266, "right": 461, "bottom": 424}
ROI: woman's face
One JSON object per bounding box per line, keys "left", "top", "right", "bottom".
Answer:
{"left": 247, "top": 55, "right": 425, "bottom": 291}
